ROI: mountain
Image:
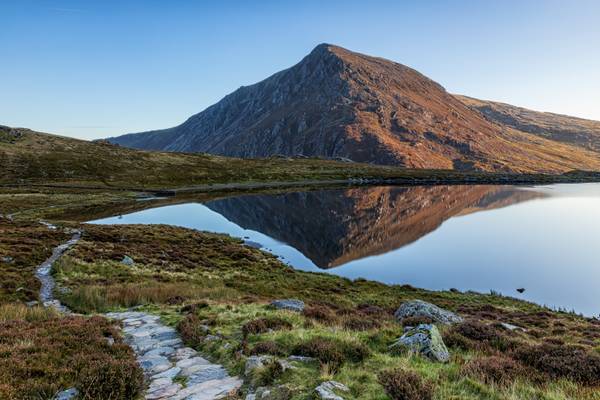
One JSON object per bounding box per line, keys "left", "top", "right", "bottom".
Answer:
{"left": 109, "top": 44, "right": 600, "bottom": 173}
{"left": 205, "top": 185, "right": 544, "bottom": 268}
{"left": 456, "top": 95, "right": 600, "bottom": 153}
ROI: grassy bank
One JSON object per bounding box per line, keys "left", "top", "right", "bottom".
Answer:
{"left": 2, "top": 127, "right": 600, "bottom": 194}
{"left": 47, "top": 223, "right": 600, "bottom": 400}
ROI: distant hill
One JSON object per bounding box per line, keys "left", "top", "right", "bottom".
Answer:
{"left": 108, "top": 43, "right": 600, "bottom": 173}
{"left": 0, "top": 126, "right": 415, "bottom": 188}
{"left": 456, "top": 95, "right": 600, "bottom": 153}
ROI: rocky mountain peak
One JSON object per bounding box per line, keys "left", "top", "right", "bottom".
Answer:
{"left": 108, "top": 44, "right": 600, "bottom": 173}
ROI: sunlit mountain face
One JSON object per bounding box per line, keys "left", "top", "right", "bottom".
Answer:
{"left": 205, "top": 185, "right": 544, "bottom": 268}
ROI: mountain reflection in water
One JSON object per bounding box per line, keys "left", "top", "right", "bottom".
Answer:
{"left": 205, "top": 185, "right": 543, "bottom": 269}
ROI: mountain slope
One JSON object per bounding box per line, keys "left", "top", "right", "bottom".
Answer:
{"left": 456, "top": 95, "right": 600, "bottom": 152}
{"left": 109, "top": 44, "right": 600, "bottom": 173}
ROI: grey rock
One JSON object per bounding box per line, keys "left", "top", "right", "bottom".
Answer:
{"left": 245, "top": 355, "right": 273, "bottom": 376}
{"left": 186, "top": 365, "right": 228, "bottom": 385}
{"left": 144, "top": 346, "right": 176, "bottom": 357}
{"left": 25, "top": 300, "right": 39, "bottom": 307}
{"left": 270, "top": 299, "right": 305, "bottom": 312}
{"left": 394, "top": 300, "right": 463, "bottom": 325}
{"left": 500, "top": 322, "right": 526, "bottom": 332}
{"left": 288, "top": 355, "right": 316, "bottom": 363}
{"left": 391, "top": 324, "right": 450, "bottom": 362}
{"left": 54, "top": 387, "right": 78, "bottom": 400}
{"left": 146, "top": 382, "right": 182, "bottom": 399}
{"left": 176, "top": 356, "right": 211, "bottom": 370}
{"left": 121, "top": 255, "right": 134, "bottom": 266}
{"left": 151, "top": 366, "right": 181, "bottom": 380}
{"left": 315, "top": 381, "right": 350, "bottom": 400}
{"left": 1, "top": 256, "right": 13, "bottom": 263}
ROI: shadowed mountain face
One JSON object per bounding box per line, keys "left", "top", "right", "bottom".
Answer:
{"left": 109, "top": 44, "right": 600, "bottom": 173}
{"left": 205, "top": 185, "right": 543, "bottom": 268}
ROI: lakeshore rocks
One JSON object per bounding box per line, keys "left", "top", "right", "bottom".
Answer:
{"left": 394, "top": 300, "right": 463, "bottom": 325}
{"left": 391, "top": 324, "right": 450, "bottom": 363}
{"left": 107, "top": 311, "right": 242, "bottom": 400}
{"left": 121, "top": 255, "right": 135, "bottom": 266}
{"left": 315, "top": 381, "right": 350, "bottom": 400}
{"left": 270, "top": 299, "right": 304, "bottom": 312}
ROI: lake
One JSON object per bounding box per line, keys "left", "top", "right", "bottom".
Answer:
{"left": 91, "top": 184, "right": 600, "bottom": 317}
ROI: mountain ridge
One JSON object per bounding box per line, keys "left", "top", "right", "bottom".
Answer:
{"left": 109, "top": 44, "right": 600, "bottom": 173}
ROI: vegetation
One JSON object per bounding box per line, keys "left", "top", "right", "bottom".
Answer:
{"left": 2, "top": 176, "right": 600, "bottom": 398}
{"left": 0, "top": 304, "right": 142, "bottom": 400}
{"left": 35, "top": 222, "right": 599, "bottom": 399}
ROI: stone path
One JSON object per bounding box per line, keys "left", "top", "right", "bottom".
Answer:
{"left": 106, "top": 311, "right": 242, "bottom": 400}
{"left": 35, "top": 224, "right": 81, "bottom": 313}
{"left": 34, "top": 222, "right": 242, "bottom": 400}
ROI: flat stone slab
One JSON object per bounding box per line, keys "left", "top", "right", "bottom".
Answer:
{"left": 107, "top": 311, "right": 241, "bottom": 399}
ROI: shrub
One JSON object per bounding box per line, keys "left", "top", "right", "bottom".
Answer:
{"left": 292, "top": 337, "right": 369, "bottom": 371}
{"left": 242, "top": 317, "right": 292, "bottom": 337}
{"left": 76, "top": 352, "right": 143, "bottom": 399}
{"left": 462, "top": 356, "right": 532, "bottom": 386}
{"left": 302, "top": 305, "right": 337, "bottom": 324}
{"left": 378, "top": 368, "right": 434, "bottom": 400}
{"left": 252, "top": 359, "right": 284, "bottom": 387}
{"left": 178, "top": 314, "right": 208, "bottom": 347}
{"left": 513, "top": 343, "right": 600, "bottom": 386}
{"left": 343, "top": 316, "right": 381, "bottom": 331}
{"left": 250, "top": 341, "right": 285, "bottom": 356}
{"left": 444, "top": 321, "right": 516, "bottom": 352}
{"left": 399, "top": 315, "right": 434, "bottom": 327}
{"left": 0, "top": 315, "right": 142, "bottom": 399}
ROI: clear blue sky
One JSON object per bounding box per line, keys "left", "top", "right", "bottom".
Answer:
{"left": 2, "top": 0, "right": 599, "bottom": 140}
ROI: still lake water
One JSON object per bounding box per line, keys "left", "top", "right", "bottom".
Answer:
{"left": 91, "top": 184, "right": 600, "bottom": 316}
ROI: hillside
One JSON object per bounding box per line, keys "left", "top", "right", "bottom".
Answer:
{"left": 456, "top": 95, "right": 600, "bottom": 152}
{"left": 0, "top": 125, "right": 413, "bottom": 189}
{"left": 109, "top": 44, "right": 600, "bottom": 173}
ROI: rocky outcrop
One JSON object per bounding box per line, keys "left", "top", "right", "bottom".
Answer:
{"left": 391, "top": 324, "right": 450, "bottom": 363}
{"left": 270, "top": 299, "right": 305, "bottom": 312}
{"left": 315, "top": 381, "right": 350, "bottom": 400}
{"left": 394, "top": 300, "right": 463, "bottom": 325}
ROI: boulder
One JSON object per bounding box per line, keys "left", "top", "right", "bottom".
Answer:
{"left": 245, "top": 355, "right": 273, "bottom": 376}
{"left": 54, "top": 388, "right": 78, "bottom": 400}
{"left": 500, "top": 322, "right": 526, "bottom": 332}
{"left": 391, "top": 324, "right": 450, "bottom": 362}
{"left": 394, "top": 300, "right": 462, "bottom": 325}
{"left": 121, "top": 255, "right": 135, "bottom": 266}
{"left": 315, "top": 381, "right": 350, "bottom": 400}
{"left": 270, "top": 299, "right": 304, "bottom": 312}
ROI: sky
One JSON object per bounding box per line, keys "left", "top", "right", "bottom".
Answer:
{"left": 2, "top": 0, "right": 599, "bottom": 140}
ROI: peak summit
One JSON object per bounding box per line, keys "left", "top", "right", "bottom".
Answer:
{"left": 109, "top": 45, "right": 600, "bottom": 173}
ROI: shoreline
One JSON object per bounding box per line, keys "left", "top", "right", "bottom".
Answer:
{"left": 3, "top": 171, "right": 600, "bottom": 196}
